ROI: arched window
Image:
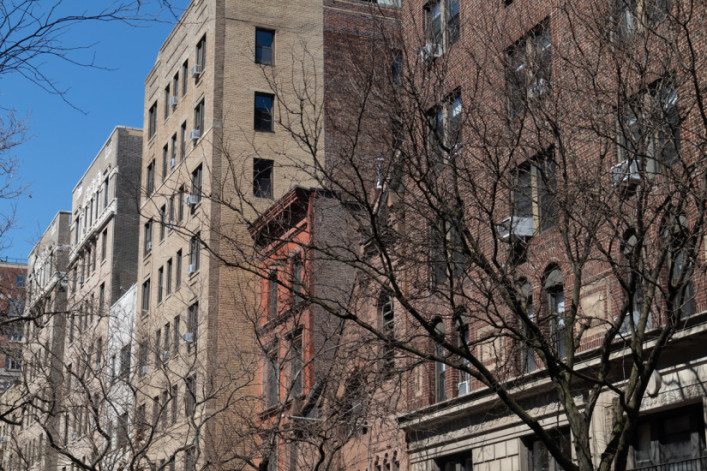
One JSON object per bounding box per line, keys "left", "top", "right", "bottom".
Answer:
{"left": 544, "top": 266, "right": 566, "bottom": 359}
{"left": 379, "top": 293, "right": 395, "bottom": 373}
{"left": 434, "top": 320, "right": 446, "bottom": 402}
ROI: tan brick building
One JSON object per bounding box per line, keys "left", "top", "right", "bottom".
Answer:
{"left": 135, "top": 0, "right": 327, "bottom": 468}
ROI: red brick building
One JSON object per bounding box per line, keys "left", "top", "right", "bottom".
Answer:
{"left": 0, "top": 258, "right": 27, "bottom": 391}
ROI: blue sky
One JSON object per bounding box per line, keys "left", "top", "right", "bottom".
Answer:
{"left": 0, "top": 1, "right": 189, "bottom": 260}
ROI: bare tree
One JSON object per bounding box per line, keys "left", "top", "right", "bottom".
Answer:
{"left": 187, "top": 0, "right": 707, "bottom": 470}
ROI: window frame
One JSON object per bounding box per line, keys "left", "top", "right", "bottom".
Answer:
{"left": 255, "top": 28, "right": 275, "bottom": 65}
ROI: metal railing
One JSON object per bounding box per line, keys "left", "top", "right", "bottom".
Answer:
{"left": 629, "top": 456, "right": 707, "bottom": 471}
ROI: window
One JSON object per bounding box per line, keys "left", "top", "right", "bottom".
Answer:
{"left": 615, "top": 0, "right": 672, "bottom": 39}
{"left": 255, "top": 28, "right": 275, "bottom": 65}
{"left": 379, "top": 293, "right": 394, "bottom": 373}
{"left": 138, "top": 341, "right": 147, "bottom": 376}
{"left": 435, "top": 453, "right": 472, "bottom": 471}
{"left": 631, "top": 404, "right": 704, "bottom": 469}
{"left": 162, "top": 144, "right": 169, "bottom": 181}
{"left": 173, "top": 315, "right": 180, "bottom": 354}
{"left": 268, "top": 271, "right": 278, "bottom": 320}
{"left": 191, "top": 164, "right": 203, "bottom": 205}
{"left": 455, "top": 314, "right": 470, "bottom": 395}
{"left": 181, "top": 60, "right": 188, "bottom": 95}
{"left": 429, "top": 219, "right": 465, "bottom": 287}
{"left": 616, "top": 80, "right": 679, "bottom": 182}
{"left": 185, "top": 375, "right": 196, "bottom": 416}
{"left": 160, "top": 205, "right": 167, "bottom": 240}
{"left": 168, "top": 196, "right": 175, "bottom": 228}
{"left": 171, "top": 384, "right": 179, "bottom": 424}
{"left": 265, "top": 344, "right": 279, "bottom": 407}
{"left": 164, "top": 85, "right": 170, "bottom": 119}
{"left": 511, "top": 152, "right": 557, "bottom": 234}
{"left": 195, "top": 35, "right": 206, "bottom": 74}
{"left": 117, "top": 412, "right": 128, "bottom": 449}
{"left": 176, "top": 249, "right": 183, "bottom": 289}
{"left": 163, "top": 323, "right": 170, "bottom": 359}
{"left": 544, "top": 267, "right": 567, "bottom": 359}
{"left": 289, "top": 333, "right": 302, "bottom": 397}
{"left": 181, "top": 122, "right": 187, "bottom": 159}
{"left": 157, "top": 267, "right": 164, "bottom": 303}
{"left": 142, "top": 279, "right": 151, "bottom": 314}
{"left": 99, "top": 283, "right": 105, "bottom": 313}
{"left": 144, "top": 220, "right": 153, "bottom": 255}
{"left": 101, "top": 229, "right": 107, "bottom": 261}
{"left": 172, "top": 73, "right": 179, "bottom": 102}
{"left": 507, "top": 20, "right": 552, "bottom": 118}
{"left": 148, "top": 102, "right": 157, "bottom": 139}
{"left": 424, "top": 0, "right": 459, "bottom": 51}
{"left": 194, "top": 100, "right": 205, "bottom": 138}
{"left": 524, "top": 429, "right": 571, "bottom": 471}
{"left": 187, "top": 302, "right": 199, "bottom": 350}
{"left": 170, "top": 134, "right": 177, "bottom": 168}
{"left": 146, "top": 160, "right": 155, "bottom": 196}
{"left": 189, "top": 235, "right": 200, "bottom": 273}
{"left": 427, "top": 93, "right": 462, "bottom": 161}
{"left": 254, "top": 158, "right": 274, "bottom": 198}
{"left": 15, "top": 274, "right": 25, "bottom": 287}
{"left": 620, "top": 231, "right": 652, "bottom": 334}
{"left": 119, "top": 344, "right": 131, "bottom": 378}
{"left": 166, "top": 258, "right": 173, "bottom": 295}
{"left": 434, "top": 321, "right": 446, "bottom": 402}
{"left": 254, "top": 92, "right": 274, "bottom": 132}
{"left": 178, "top": 185, "right": 185, "bottom": 221}
{"left": 185, "top": 446, "right": 196, "bottom": 471}
{"left": 292, "top": 255, "right": 303, "bottom": 303}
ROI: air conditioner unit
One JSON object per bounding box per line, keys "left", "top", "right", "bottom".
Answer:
{"left": 420, "top": 42, "right": 443, "bottom": 61}
{"left": 146, "top": 241, "right": 152, "bottom": 252}
{"left": 0, "top": 435, "right": 8, "bottom": 443}
{"left": 189, "top": 129, "right": 201, "bottom": 141}
{"left": 169, "top": 96, "right": 178, "bottom": 107}
{"left": 187, "top": 264, "right": 195, "bottom": 274}
{"left": 170, "top": 157, "right": 176, "bottom": 168}
{"left": 168, "top": 220, "right": 175, "bottom": 230}
{"left": 71, "top": 432, "right": 77, "bottom": 441}
{"left": 141, "top": 365, "right": 148, "bottom": 375}
{"left": 94, "top": 362, "right": 101, "bottom": 371}
{"left": 182, "top": 332, "right": 194, "bottom": 344}
{"left": 186, "top": 194, "right": 199, "bottom": 206}
{"left": 60, "top": 279, "right": 69, "bottom": 288}
{"left": 190, "top": 64, "right": 203, "bottom": 78}
{"left": 457, "top": 380, "right": 469, "bottom": 396}
{"left": 610, "top": 158, "right": 641, "bottom": 186}
{"left": 161, "top": 351, "right": 169, "bottom": 361}
{"left": 77, "top": 275, "right": 84, "bottom": 284}
{"left": 496, "top": 216, "right": 534, "bottom": 241}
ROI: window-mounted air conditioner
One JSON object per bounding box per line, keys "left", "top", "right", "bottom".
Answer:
{"left": 170, "top": 157, "right": 176, "bottom": 168}
{"left": 187, "top": 264, "right": 195, "bottom": 275}
{"left": 146, "top": 241, "right": 152, "bottom": 252}
{"left": 169, "top": 96, "right": 178, "bottom": 107}
{"left": 610, "top": 158, "right": 642, "bottom": 186}
{"left": 496, "top": 216, "right": 534, "bottom": 241}
{"left": 420, "top": 42, "right": 443, "bottom": 61}
{"left": 140, "top": 365, "right": 148, "bottom": 375}
{"left": 161, "top": 351, "right": 170, "bottom": 361}
{"left": 182, "top": 332, "right": 194, "bottom": 344}
{"left": 189, "top": 129, "right": 201, "bottom": 141}
{"left": 457, "top": 380, "right": 469, "bottom": 396}
{"left": 190, "top": 64, "right": 203, "bottom": 78}
{"left": 185, "top": 194, "right": 199, "bottom": 206}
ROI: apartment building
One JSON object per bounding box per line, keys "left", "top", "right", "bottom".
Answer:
{"left": 60, "top": 126, "right": 142, "bottom": 469}
{"left": 135, "top": 0, "right": 329, "bottom": 468}
{"left": 0, "top": 211, "right": 70, "bottom": 471}
{"left": 0, "top": 258, "right": 28, "bottom": 391}
{"left": 352, "top": 0, "right": 707, "bottom": 470}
